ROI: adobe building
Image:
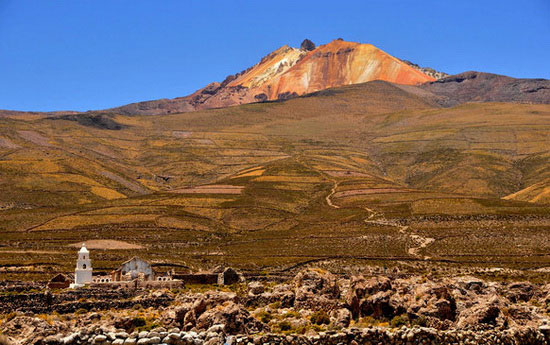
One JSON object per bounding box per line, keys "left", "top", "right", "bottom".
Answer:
{"left": 111, "top": 257, "right": 155, "bottom": 282}
{"left": 47, "top": 273, "right": 72, "bottom": 289}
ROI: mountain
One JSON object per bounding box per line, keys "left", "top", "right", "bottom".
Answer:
{"left": 107, "top": 39, "right": 437, "bottom": 115}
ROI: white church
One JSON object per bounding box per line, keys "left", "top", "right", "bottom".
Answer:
{"left": 69, "top": 243, "right": 93, "bottom": 288}
{"left": 66, "top": 242, "right": 172, "bottom": 289}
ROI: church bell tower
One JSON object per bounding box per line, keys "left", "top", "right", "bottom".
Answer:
{"left": 70, "top": 243, "right": 93, "bottom": 288}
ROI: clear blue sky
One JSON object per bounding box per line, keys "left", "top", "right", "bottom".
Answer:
{"left": 1, "top": 0, "right": 549, "bottom": 112}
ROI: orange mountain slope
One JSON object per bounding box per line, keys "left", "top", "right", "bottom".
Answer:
{"left": 108, "top": 39, "right": 436, "bottom": 115}
{"left": 250, "top": 40, "right": 435, "bottom": 99}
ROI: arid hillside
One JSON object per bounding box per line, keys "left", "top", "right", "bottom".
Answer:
{"left": 0, "top": 81, "right": 549, "bottom": 281}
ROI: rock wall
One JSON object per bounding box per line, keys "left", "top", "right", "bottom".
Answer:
{"left": 0, "top": 288, "right": 173, "bottom": 314}
{"left": 3, "top": 324, "right": 548, "bottom": 345}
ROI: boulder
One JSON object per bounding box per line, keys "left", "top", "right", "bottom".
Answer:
{"left": 346, "top": 276, "right": 392, "bottom": 318}
{"left": 248, "top": 282, "right": 265, "bottom": 295}
{"left": 413, "top": 284, "right": 457, "bottom": 321}
{"left": 196, "top": 302, "right": 264, "bottom": 334}
{"left": 294, "top": 269, "right": 340, "bottom": 311}
{"left": 457, "top": 296, "right": 504, "bottom": 329}
{"left": 330, "top": 308, "right": 351, "bottom": 328}
{"left": 245, "top": 283, "right": 295, "bottom": 308}
{"left": 0, "top": 316, "right": 66, "bottom": 344}
{"left": 359, "top": 291, "right": 396, "bottom": 319}
{"left": 506, "top": 282, "right": 535, "bottom": 303}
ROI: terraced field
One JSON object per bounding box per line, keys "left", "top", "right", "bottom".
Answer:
{"left": 0, "top": 81, "right": 549, "bottom": 281}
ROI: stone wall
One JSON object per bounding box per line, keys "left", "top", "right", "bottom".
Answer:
{"left": 16, "top": 325, "right": 549, "bottom": 345}
{"left": 0, "top": 288, "right": 173, "bottom": 314}
{"left": 173, "top": 273, "right": 218, "bottom": 285}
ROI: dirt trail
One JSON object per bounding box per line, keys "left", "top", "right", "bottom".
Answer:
{"left": 326, "top": 181, "right": 340, "bottom": 209}
{"left": 325, "top": 180, "right": 434, "bottom": 259}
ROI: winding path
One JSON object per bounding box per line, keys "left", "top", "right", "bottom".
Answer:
{"left": 325, "top": 179, "right": 435, "bottom": 260}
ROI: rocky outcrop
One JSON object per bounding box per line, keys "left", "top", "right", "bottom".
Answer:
{"left": 300, "top": 39, "right": 316, "bottom": 51}
{"left": 346, "top": 276, "right": 393, "bottom": 318}
{"left": 172, "top": 291, "right": 264, "bottom": 334}
{"left": 245, "top": 282, "right": 295, "bottom": 308}
{"left": 293, "top": 268, "right": 340, "bottom": 311}
{"left": 401, "top": 59, "right": 448, "bottom": 80}
{"left": 196, "top": 302, "right": 264, "bottom": 334}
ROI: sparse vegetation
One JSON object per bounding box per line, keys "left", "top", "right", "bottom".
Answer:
{"left": 310, "top": 311, "right": 331, "bottom": 325}
{"left": 390, "top": 314, "right": 409, "bottom": 328}
{"left": 256, "top": 310, "right": 273, "bottom": 324}
{"left": 278, "top": 320, "right": 292, "bottom": 331}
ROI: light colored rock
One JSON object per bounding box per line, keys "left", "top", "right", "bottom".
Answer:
{"left": 137, "top": 338, "right": 150, "bottom": 345}
{"left": 206, "top": 324, "right": 225, "bottom": 334}
{"left": 147, "top": 337, "right": 161, "bottom": 345}
{"left": 94, "top": 335, "right": 108, "bottom": 344}
{"left": 62, "top": 334, "right": 77, "bottom": 345}
{"left": 115, "top": 332, "right": 130, "bottom": 339}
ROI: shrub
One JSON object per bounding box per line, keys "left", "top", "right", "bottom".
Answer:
{"left": 411, "top": 315, "right": 427, "bottom": 327}
{"left": 138, "top": 322, "right": 160, "bottom": 332}
{"left": 283, "top": 310, "right": 301, "bottom": 319}
{"left": 278, "top": 320, "right": 292, "bottom": 331}
{"left": 390, "top": 314, "right": 409, "bottom": 328}
{"left": 269, "top": 301, "right": 281, "bottom": 309}
{"left": 310, "top": 310, "right": 330, "bottom": 325}
{"left": 132, "top": 304, "right": 143, "bottom": 310}
{"left": 256, "top": 310, "right": 273, "bottom": 324}
{"left": 132, "top": 317, "right": 146, "bottom": 328}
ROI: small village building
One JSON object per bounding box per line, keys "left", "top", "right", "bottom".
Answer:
{"left": 47, "top": 273, "right": 72, "bottom": 289}
{"left": 218, "top": 267, "right": 241, "bottom": 285}
{"left": 111, "top": 256, "right": 155, "bottom": 281}
{"left": 70, "top": 243, "right": 93, "bottom": 288}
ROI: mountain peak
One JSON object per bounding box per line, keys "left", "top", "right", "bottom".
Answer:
{"left": 108, "top": 39, "right": 439, "bottom": 115}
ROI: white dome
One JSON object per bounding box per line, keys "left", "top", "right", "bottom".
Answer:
{"left": 79, "top": 243, "right": 89, "bottom": 254}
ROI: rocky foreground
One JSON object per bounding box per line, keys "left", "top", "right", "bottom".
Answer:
{"left": 2, "top": 269, "right": 550, "bottom": 344}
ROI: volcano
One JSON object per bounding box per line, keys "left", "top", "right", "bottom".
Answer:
{"left": 108, "top": 39, "right": 437, "bottom": 115}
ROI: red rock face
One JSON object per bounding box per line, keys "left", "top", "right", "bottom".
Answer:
{"left": 109, "top": 40, "right": 435, "bottom": 115}
{"left": 258, "top": 40, "right": 435, "bottom": 100}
